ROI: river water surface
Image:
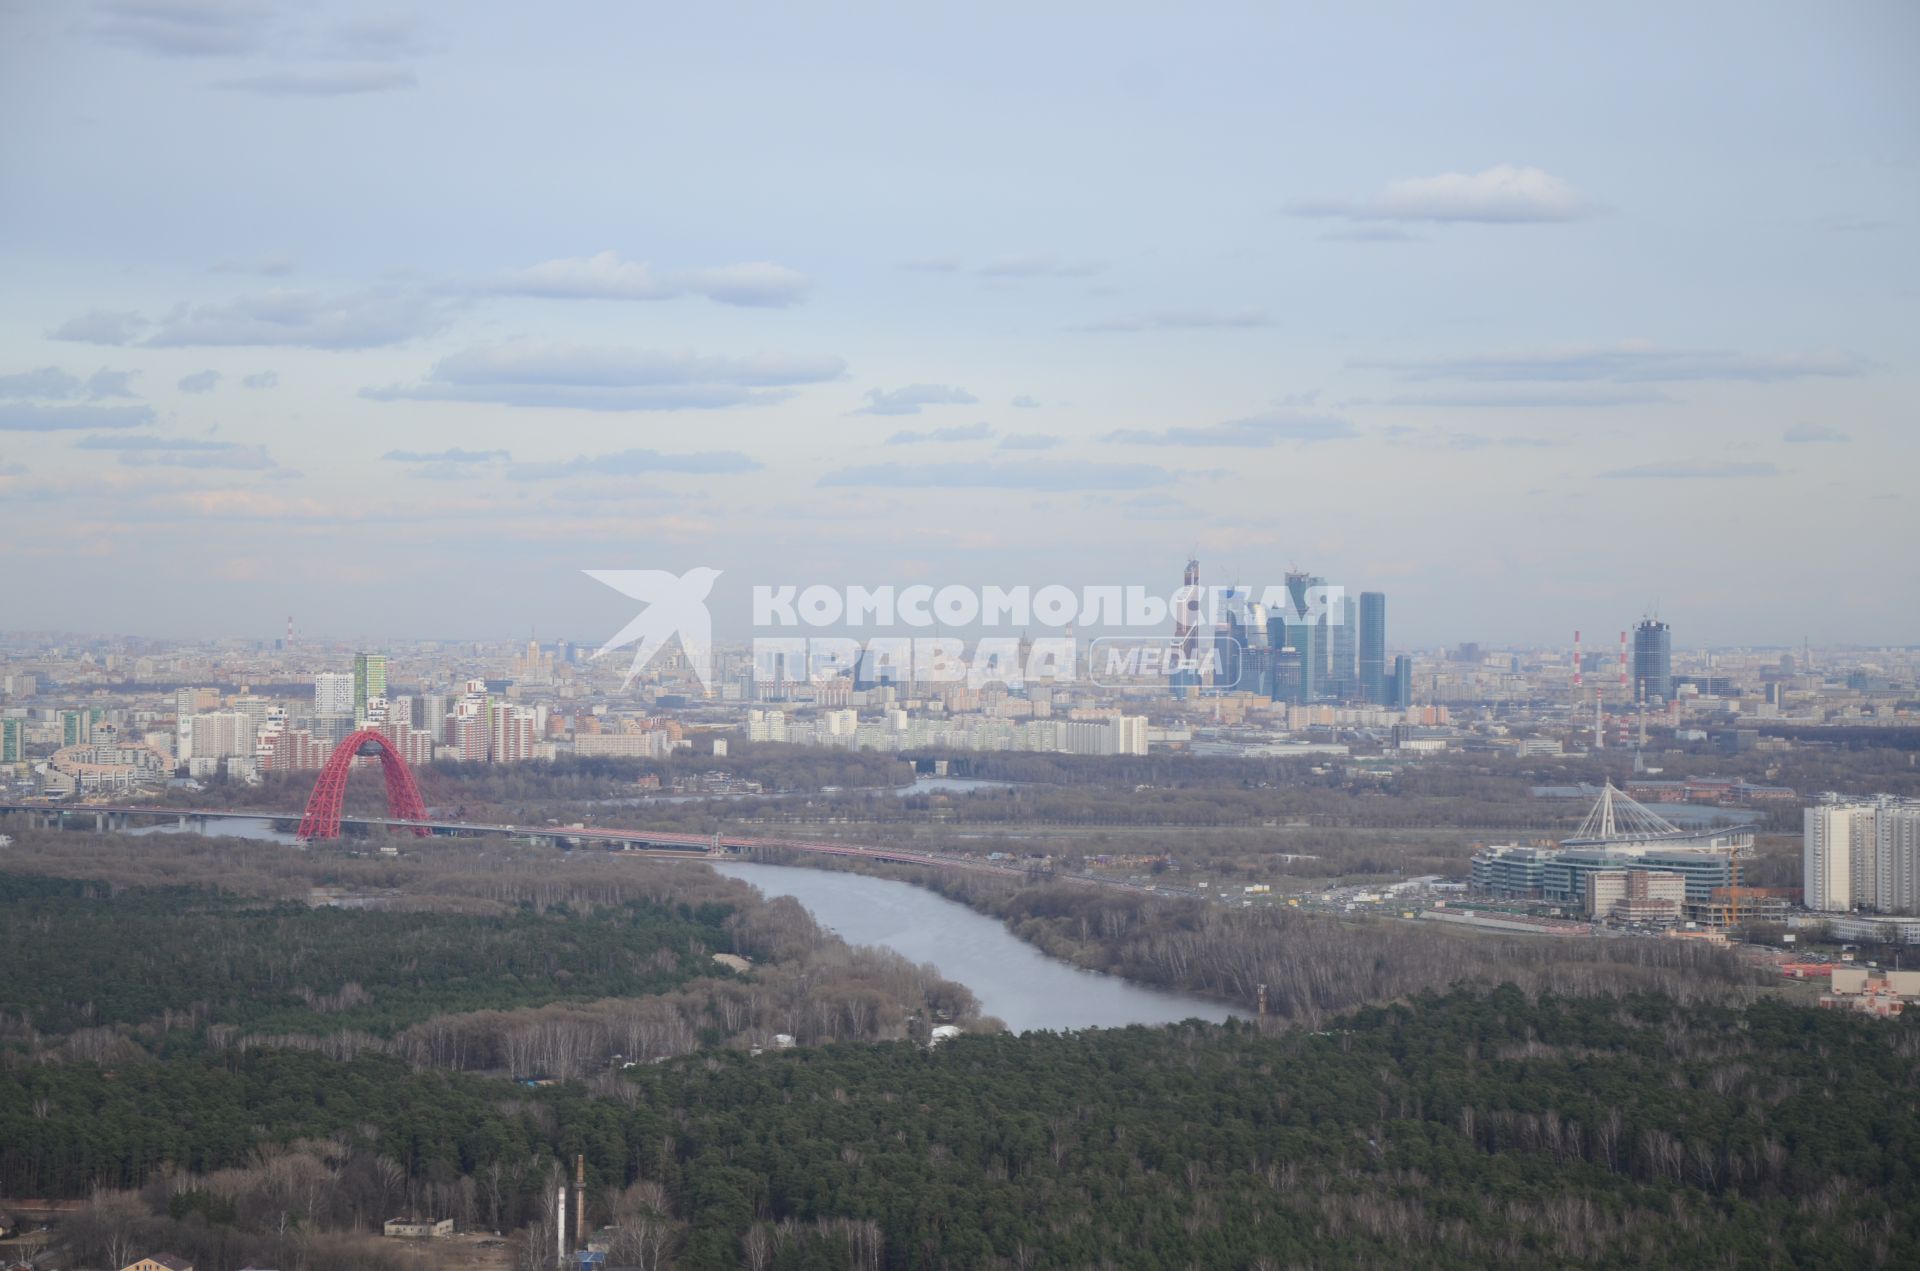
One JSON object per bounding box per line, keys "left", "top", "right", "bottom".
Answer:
{"left": 714, "top": 860, "right": 1235, "bottom": 1033}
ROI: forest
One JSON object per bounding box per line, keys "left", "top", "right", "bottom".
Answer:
{"left": 0, "top": 828, "right": 984, "bottom": 1077}
{"left": 4, "top": 989, "right": 1915, "bottom": 1269}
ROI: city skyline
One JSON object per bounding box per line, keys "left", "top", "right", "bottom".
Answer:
{"left": 2, "top": 2, "right": 1915, "bottom": 646}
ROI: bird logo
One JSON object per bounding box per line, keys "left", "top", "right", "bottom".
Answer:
{"left": 585, "top": 567, "right": 722, "bottom": 692}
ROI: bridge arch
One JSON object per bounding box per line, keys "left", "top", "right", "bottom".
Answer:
{"left": 297, "top": 728, "right": 430, "bottom": 840}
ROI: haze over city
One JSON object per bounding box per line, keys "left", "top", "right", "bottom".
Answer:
{"left": 2, "top": 1, "right": 1915, "bottom": 646}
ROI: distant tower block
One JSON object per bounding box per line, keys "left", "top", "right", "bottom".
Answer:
{"left": 1572, "top": 630, "right": 1583, "bottom": 691}
{"left": 1618, "top": 630, "right": 1629, "bottom": 695}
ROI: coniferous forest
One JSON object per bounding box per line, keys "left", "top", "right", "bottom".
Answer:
{"left": 2, "top": 829, "right": 1917, "bottom": 1269}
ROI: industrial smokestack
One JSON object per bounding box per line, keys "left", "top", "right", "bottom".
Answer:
{"left": 573, "top": 1154, "right": 585, "bottom": 1253}
{"left": 556, "top": 1183, "right": 568, "bottom": 1266}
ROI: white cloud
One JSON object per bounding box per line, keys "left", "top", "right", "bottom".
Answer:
{"left": 1370, "top": 342, "right": 1862, "bottom": 384}
{"left": 507, "top": 448, "right": 762, "bottom": 480}
{"left": 50, "top": 309, "right": 150, "bottom": 345}
{"left": 0, "top": 404, "right": 154, "bottom": 431}
{"left": 240, "top": 370, "right": 279, "bottom": 389}
{"left": 886, "top": 421, "right": 994, "bottom": 445}
{"left": 489, "top": 252, "right": 810, "bottom": 307}
{"left": 998, "top": 433, "right": 1062, "bottom": 451}
{"left": 365, "top": 341, "right": 846, "bottom": 412}
{"left": 681, "top": 262, "right": 810, "bottom": 308}
{"left": 87, "top": 0, "right": 273, "bottom": 58}
{"left": 976, "top": 254, "right": 1103, "bottom": 278}
{"left": 178, "top": 369, "right": 221, "bottom": 393}
{"left": 1072, "top": 308, "right": 1270, "bottom": 333}
{"left": 0, "top": 367, "right": 138, "bottom": 400}
{"left": 1602, "top": 461, "right": 1780, "bottom": 479}
{"left": 74, "top": 434, "right": 279, "bottom": 470}
{"left": 1105, "top": 413, "right": 1357, "bottom": 446}
{"left": 1010, "top": 395, "right": 1041, "bottom": 409}
{"left": 819, "top": 460, "right": 1173, "bottom": 490}
{"left": 132, "top": 288, "right": 445, "bottom": 348}
{"left": 319, "top": 17, "right": 439, "bottom": 62}
{"left": 1784, "top": 422, "right": 1851, "bottom": 444}
{"left": 1289, "top": 164, "right": 1595, "bottom": 223}
{"left": 857, "top": 384, "right": 978, "bottom": 416}
{"left": 213, "top": 66, "right": 418, "bottom": 96}
{"left": 383, "top": 448, "right": 512, "bottom": 463}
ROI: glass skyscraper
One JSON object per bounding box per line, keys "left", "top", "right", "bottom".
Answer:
{"left": 1632, "top": 620, "right": 1672, "bottom": 703}
{"left": 1358, "top": 591, "right": 1387, "bottom": 705}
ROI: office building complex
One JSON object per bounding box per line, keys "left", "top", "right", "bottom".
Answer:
{"left": 1391, "top": 655, "right": 1413, "bottom": 710}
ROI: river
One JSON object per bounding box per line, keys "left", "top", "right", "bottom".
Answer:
{"left": 105, "top": 815, "right": 1235, "bottom": 1032}
{"left": 713, "top": 860, "right": 1236, "bottom": 1033}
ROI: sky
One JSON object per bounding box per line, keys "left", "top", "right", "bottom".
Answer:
{"left": 1, "top": 0, "right": 1915, "bottom": 650}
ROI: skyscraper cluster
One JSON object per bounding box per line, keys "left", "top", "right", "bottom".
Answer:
{"left": 1179, "top": 560, "right": 1402, "bottom": 708}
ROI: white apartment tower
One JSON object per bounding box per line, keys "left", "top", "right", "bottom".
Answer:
{"left": 1806, "top": 795, "right": 1920, "bottom": 915}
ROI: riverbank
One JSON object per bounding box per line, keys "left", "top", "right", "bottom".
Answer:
{"left": 731, "top": 843, "right": 1769, "bottom": 1025}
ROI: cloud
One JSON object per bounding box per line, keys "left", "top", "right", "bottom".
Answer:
{"left": 87, "top": 0, "right": 272, "bottom": 58}
{"left": 319, "top": 17, "right": 438, "bottom": 61}
{"left": 506, "top": 448, "right": 762, "bottom": 480}
{"left": 241, "top": 370, "right": 278, "bottom": 389}
{"left": 1104, "top": 413, "right": 1358, "bottom": 447}
{"left": 1369, "top": 342, "right": 1862, "bottom": 384}
{"left": 383, "top": 448, "right": 511, "bottom": 464}
{"left": 998, "top": 433, "right": 1062, "bottom": 451}
{"left": 1288, "top": 164, "right": 1595, "bottom": 223}
{"left": 1320, "top": 227, "right": 1420, "bottom": 243}
{"left": 0, "top": 404, "right": 154, "bottom": 431}
{"left": 0, "top": 367, "right": 137, "bottom": 401}
{"left": 382, "top": 447, "right": 511, "bottom": 480}
{"left": 50, "top": 309, "right": 149, "bottom": 345}
{"left": 1601, "top": 462, "right": 1780, "bottom": 479}
{"left": 488, "top": 252, "right": 810, "bottom": 307}
{"left": 0, "top": 368, "right": 85, "bottom": 399}
{"left": 1783, "top": 422, "right": 1851, "bottom": 444}
{"left": 365, "top": 341, "right": 845, "bottom": 412}
{"left": 213, "top": 66, "right": 418, "bottom": 95}
{"left": 178, "top": 369, "right": 221, "bottom": 393}
{"left": 76, "top": 288, "right": 447, "bottom": 348}
{"left": 1380, "top": 387, "right": 1672, "bottom": 408}
{"left": 886, "top": 421, "right": 994, "bottom": 445}
{"left": 1072, "top": 308, "right": 1271, "bottom": 333}
{"left": 86, "top": 369, "right": 140, "bottom": 398}
{"left": 977, "top": 254, "right": 1103, "bottom": 278}
{"left": 818, "top": 460, "right": 1173, "bottom": 491}
{"left": 857, "top": 384, "right": 978, "bottom": 416}
{"left": 1421, "top": 432, "right": 1563, "bottom": 452}
{"left": 680, "top": 262, "right": 811, "bottom": 308}
{"left": 1010, "top": 395, "right": 1040, "bottom": 409}
{"left": 73, "top": 434, "right": 278, "bottom": 469}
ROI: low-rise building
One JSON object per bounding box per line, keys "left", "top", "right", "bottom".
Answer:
{"left": 1585, "top": 870, "right": 1685, "bottom": 924}
{"left": 383, "top": 1217, "right": 454, "bottom": 1239}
